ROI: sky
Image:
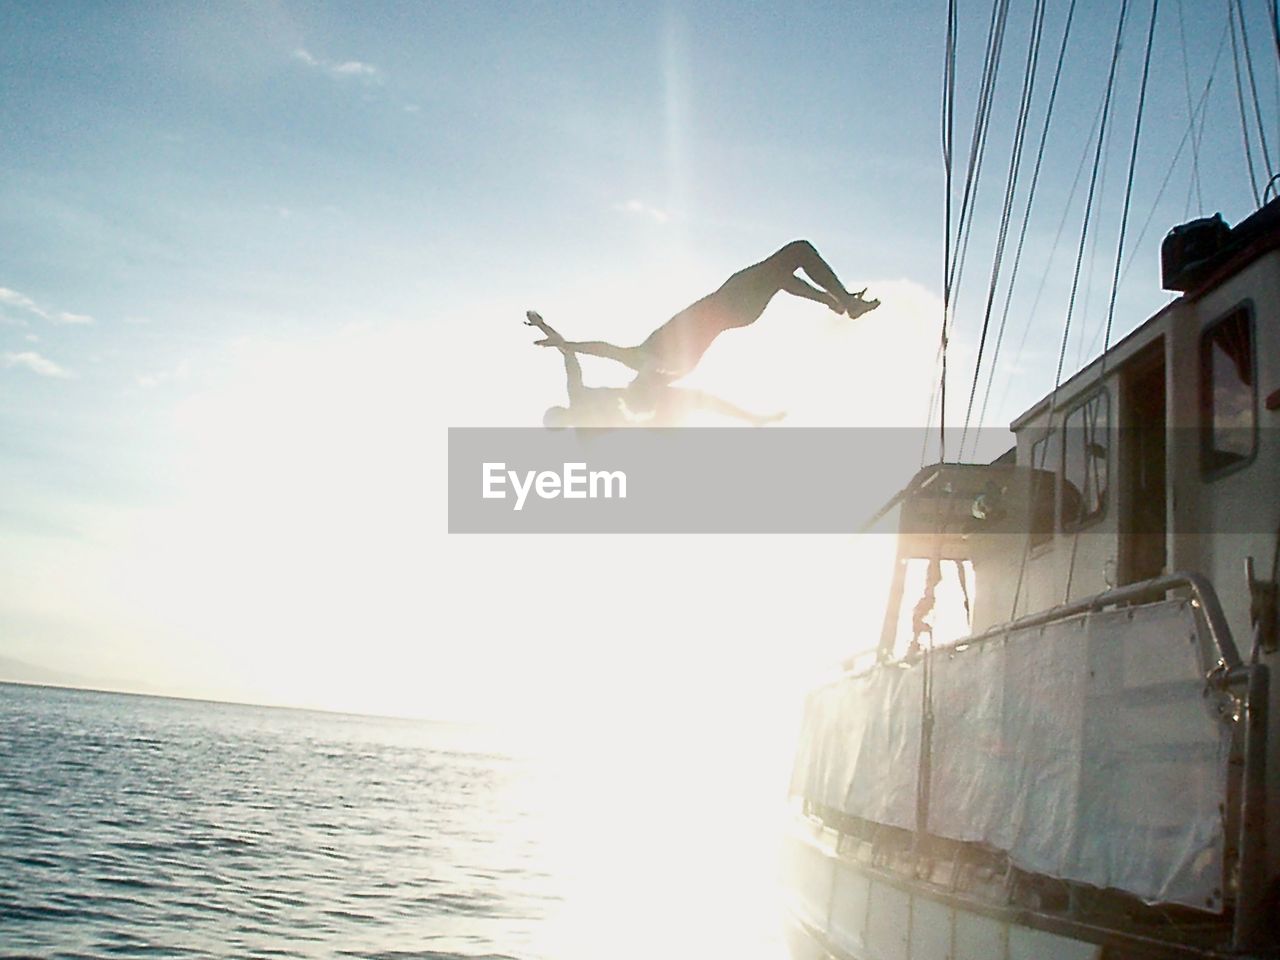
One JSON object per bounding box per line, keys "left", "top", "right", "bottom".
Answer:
{"left": 2, "top": 0, "right": 1277, "bottom": 731}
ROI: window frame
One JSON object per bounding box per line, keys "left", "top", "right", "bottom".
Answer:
{"left": 1028, "top": 431, "right": 1057, "bottom": 549}
{"left": 1199, "top": 302, "right": 1258, "bottom": 482}
{"left": 1060, "top": 388, "right": 1111, "bottom": 533}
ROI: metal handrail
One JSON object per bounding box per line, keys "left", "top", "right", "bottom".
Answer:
{"left": 952, "top": 570, "right": 1243, "bottom": 676}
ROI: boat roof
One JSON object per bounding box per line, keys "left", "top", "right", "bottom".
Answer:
{"left": 1010, "top": 197, "right": 1280, "bottom": 431}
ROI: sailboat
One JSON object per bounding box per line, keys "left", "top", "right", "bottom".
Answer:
{"left": 783, "top": 2, "right": 1280, "bottom": 958}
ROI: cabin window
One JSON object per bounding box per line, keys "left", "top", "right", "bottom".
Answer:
{"left": 1061, "top": 391, "right": 1109, "bottom": 529}
{"left": 1200, "top": 307, "right": 1256, "bottom": 477}
{"left": 1029, "top": 433, "right": 1058, "bottom": 547}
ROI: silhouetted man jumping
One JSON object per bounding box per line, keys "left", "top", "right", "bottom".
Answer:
{"left": 534, "top": 239, "right": 877, "bottom": 377}
{"left": 528, "top": 239, "right": 877, "bottom": 428}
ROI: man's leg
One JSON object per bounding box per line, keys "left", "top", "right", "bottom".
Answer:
{"left": 782, "top": 273, "right": 842, "bottom": 312}
{"left": 634, "top": 240, "right": 875, "bottom": 378}
{"left": 770, "top": 240, "right": 878, "bottom": 318}
{"left": 697, "top": 239, "right": 875, "bottom": 329}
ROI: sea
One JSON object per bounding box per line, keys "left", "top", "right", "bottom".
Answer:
{"left": 0, "top": 682, "right": 789, "bottom": 960}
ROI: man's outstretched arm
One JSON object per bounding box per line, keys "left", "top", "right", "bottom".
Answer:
{"left": 558, "top": 339, "right": 647, "bottom": 373}
{"left": 526, "top": 312, "right": 588, "bottom": 402}
{"left": 525, "top": 310, "right": 647, "bottom": 373}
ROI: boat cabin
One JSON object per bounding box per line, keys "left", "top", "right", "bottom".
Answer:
{"left": 788, "top": 202, "right": 1280, "bottom": 959}
{"left": 876, "top": 200, "right": 1280, "bottom": 660}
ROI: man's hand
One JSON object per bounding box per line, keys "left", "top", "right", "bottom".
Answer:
{"left": 525, "top": 310, "right": 566, "bottom": 347}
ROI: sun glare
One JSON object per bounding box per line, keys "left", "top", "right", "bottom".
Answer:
{"left": 93, "top": 269, "right": 928, "bottom": 713}
{"left": 88, "top": 300, "right": 911, "bottom": 956}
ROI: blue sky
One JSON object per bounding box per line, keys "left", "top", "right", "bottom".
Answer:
{"left": 1, "top": 1, "right": 1275, "bottom": 716}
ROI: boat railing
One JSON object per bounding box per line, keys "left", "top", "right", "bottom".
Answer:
{"left": 822, "top": 571, "right": 1271, "bottom": 953}
{"left": 958, "top": 571, "right": 1267, "bottom": 951}
{"left": 956, "top": 571, "right": 1240, "bottom": 674}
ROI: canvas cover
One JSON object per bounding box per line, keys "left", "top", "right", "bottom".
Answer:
{"left": 790, "top": 599, "right": 1231, "bottom": 910}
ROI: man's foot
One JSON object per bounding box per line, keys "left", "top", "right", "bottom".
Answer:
{"left": 844, "top": 289, "right": 880, "bottom": 320}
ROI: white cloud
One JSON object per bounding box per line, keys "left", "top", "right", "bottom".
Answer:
{"left": 0, "top": 287, "right": 43, "bottom": 315}
{"left": 0, "top": 285, "right": 94, "bottom": 324}
{"left": 292, "top": 47, "right": 382, "bottom": 82}
{"left": 333, "top": 60, "right": 378, "bottom": 77}
{"left": 614, "top": 199, "right": 671, "bottom": 224}
{"left": 3, "top": 351, "right": 73, "bottom": 379}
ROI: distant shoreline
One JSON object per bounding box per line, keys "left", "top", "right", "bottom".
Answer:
{"left": 0, "top": 679, "right": 477, "bottom": 727}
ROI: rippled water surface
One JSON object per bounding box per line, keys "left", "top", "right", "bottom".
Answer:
{"left": 0, "top": 683, "right": 787, "bottom": 960}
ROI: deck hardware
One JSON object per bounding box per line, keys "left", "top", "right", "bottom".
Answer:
{"left": 1245, "top": 557, "right": 1277, "bottom": 654}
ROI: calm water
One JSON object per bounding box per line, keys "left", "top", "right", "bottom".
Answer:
{"left": 0, "top": 683, "right": 787, "bottom": 960}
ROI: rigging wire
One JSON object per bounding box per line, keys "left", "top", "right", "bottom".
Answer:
{"left": 1097, "top": 79, "right": 1209, "bottom": 326}
{"left": 985, "top": 95, "right": 1104, "bottom": 429}
{"left": 1104, "top": 0, "right": 1164, "bottom": 361}
{"left": 938, "top": 0, "right": 958, "bottom": 466}
{"left": 970, "top": 0, "right": 1080, "bottom": 437}
{"left": 1074, "top": 116, "right": 1119, "bottom": 372}
{"left": 935, "top": 0, "right": 1010, "bottom": 466}
{"left": 1271, "top": 0, "right": 1280, "bottom": 143}
{"left": 1269, "top": 6, "right": 1280, "bottom": 160}
{"left": 1049, "top": 0, "right": 1130, "bottom": 395}
{"left": 1065, "top": 0, "right": 1162, "bottom": 603}
{"left": 1235, "top": 0, "right": 1276, "bottom": 182}
{"left": 1266, "top": 172, "right": 1280, "bottom": 202}
{"left": 917, "top": 0, "right": 963, "bottom": 868}
{"left": 1230, "top": 0, "right": 1265, "bottom": 205}
{"left": 1176, "top": 0, "right": 1204, "bottom": 214}
{"left": 1273, "top": 0, "right": 1280, "bottom": 65}
{"left": 1124, "top": 20, "right": 1228, "bottom": 280}
{"left": 1007, "top": 0, "right": 1132, "bottom": 623}
{"left": 922, "top": 5, "right": 960, "bottom": 470}
{"left": 920, "top": 350, "right": 942, "bottom": 466}
{"left": 921, "top": 0, "right": 964, "bottom": 470}
{"left": 1183, "top": 150, "right": 1199, "bottom": 219}
{"left": 1077, "top": 21, "right": 1227, "bottom": 362}
{"left": 947, "top": 0, "right": 1014, "bottom": 311}
{"left": 959, "top": 0, "right": 1049, "bottom": 459}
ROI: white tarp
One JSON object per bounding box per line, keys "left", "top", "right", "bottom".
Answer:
{"left": 790, "top": 599, "right": 1230, "bottom": 910}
